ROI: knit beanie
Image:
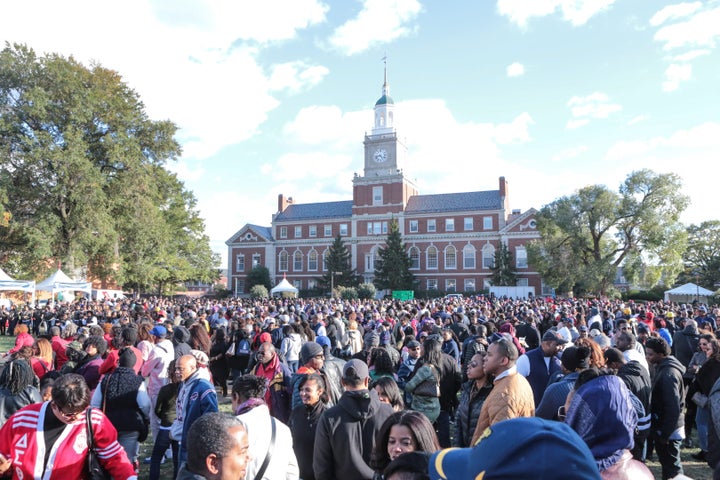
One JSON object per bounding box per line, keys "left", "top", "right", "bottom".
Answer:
{"left": 300, "top": 341, "right": 323, "bottom": 365}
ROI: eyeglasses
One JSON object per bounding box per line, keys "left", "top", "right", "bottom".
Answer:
{"left": 52, "top": 402, "right": 85, "bottom": 420}
{"left": 312, "top": 354, "right": 325, "bottom": 360}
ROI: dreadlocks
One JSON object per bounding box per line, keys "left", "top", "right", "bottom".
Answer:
{"left": 0, "top": 359, "right": 36, "bottom": 395}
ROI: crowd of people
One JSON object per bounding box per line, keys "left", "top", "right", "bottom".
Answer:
{"left": 0, "top": 293, "right": 718, "bottom": 480}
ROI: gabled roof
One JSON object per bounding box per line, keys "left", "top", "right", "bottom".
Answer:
{"left": 226, "top": 224, "right": 273, "bottom": 245}
{"left": 406, "top": 190, "right": 501, "bottom": 214}
{"left": 274, "top": 200, "right": 354, "bottom": 222}
{"left": 502, "top": 208, "right": 538, "bottom": 233}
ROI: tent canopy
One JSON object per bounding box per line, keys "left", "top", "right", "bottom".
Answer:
{"left": 271, "top": 276, "right": 299, "bottom": 295}
{"left": 36, "top": 268, "right": 91, "bottom": 294}
{"left": 0, "top": 267, "right": 36, "bottom": 293}
{"left": 664, "top": 282, "right": 714, "bottom": 302}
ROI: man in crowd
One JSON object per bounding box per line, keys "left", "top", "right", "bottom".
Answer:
{"left": 516, "top": 330, "right": 566, "bottom": 407}
{"left": 173, "top": 354, "right": 219, "bottom": 467}
{"left": 313, "top": 359, "right": 394, "bottom": 480}
{"left": 141, "top": 324, "right": 174, "bottom": 440}
{"left": 471, "top": 336, "right": 535, "bottom": 445}
{"left": 645, "top": 337, "right": 685, "bottom": 480}
{"left": 176, "top": 412, "right": 251, "bottom": 480}
{"left": 250, "top": 342, "right": 292, "bottom": 423}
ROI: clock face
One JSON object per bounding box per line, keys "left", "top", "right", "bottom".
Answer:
{"left": 373, "top": 148, "right": 388, "bottom": 163}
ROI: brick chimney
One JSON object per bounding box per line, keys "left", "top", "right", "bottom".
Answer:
{"left": 277, "top": 194, "right": 293, "bottom": 213}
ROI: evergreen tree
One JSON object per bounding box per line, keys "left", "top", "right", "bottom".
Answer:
{"left": 374, "top": 219, "right": 415, "bottom": 291}
{"left": 490, "top": 243, "right": 517, "bottom": 286}
{"left": 318, "top": 235, "right": 360, "bottom": 292}
{"left": 247, "top": 265, "right": 272, "bottom": 292}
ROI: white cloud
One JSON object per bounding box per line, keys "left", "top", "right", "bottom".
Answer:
{"left": 662, "top": 63, "right": 692, "bottom": 91}
{"left": 497, "top": 0, "right": 616, "bottom": 27}
{"left": 627, "top": 115, "right": 649, "bottom": 126}
{"left": 552, "top": 145, "right": 589, "bottom": 162}
{"left": 328, "top": 0, "right": 422, "bottom": 55}
{"left": 506, "top": 62, "right": 525, "bottom": 77}
{"left": 283, "top": 106, "right": 368, "bottom": 147}
{"left": 493, "top": 112, "right": 534, "bottom": 144}
{"left": 672, "top": 49, "right": 711, "bottom": 62}
{"left": 268, "top": 61, "right": 330, "bottom": 93}
{"left": 565, "top": 92, "right": 622, "bottom": 129}
{"left": 653, "top": 5, "right": 720, "bottom": 50}
{"left": 649, "top": 2, "right": 702, "bottom": 27}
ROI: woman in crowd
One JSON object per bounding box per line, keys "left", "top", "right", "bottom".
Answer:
{"left": 136, "top": 322, "right": 154, "bottom": 362}
{"left": 232, "top": 374, "right": 299, "bottom": 479}
{"left": 441, "top": 328, "right": 460, "bottom": 364}
{"left": 370, "top": 410, "right": 441, "bottom": 476}
{"left": 150, "top": 360, "right": 180, "bottom": 480}
{"left": 373, "top": 376, "right": 405, "bottom": 412}
{"left": 564, "top": 368, "right": 653, "bottom": 479}
{"left": 188, "top": 323, "right": 211, "bottom": 354}
{"left": 370, "top": 348, "right": 397, "bottom": 383}
{"left": 4, "top": 323, "right": 33, "bottom": 358}
{"left": 208, "top": 327, "right": 230, "bottom": 396}
{"left": 0, "top": 373, "right": 136, "bottom": 480}
{"left": 75, "top": 335, "right": 107, "bottom": 391}
{"left": 31, "top": 337, "right": 54, "bottom": 379}
{"left": 692, "top": 334, "right": 720, "bottom": 461}
{"left": 454, "top": 351, "right": 493, "bottom": 447}
{"left": 280, "top": 324, "right": 302, "bottom": 373}
{"left": 346, "top": 318, "right": 364, "bottom": 356}
{"left": 0, "top": 359, "right": 42, "bottom": 426}
{"left": 289, "top": 373, "right": 329, "bottom": 480}
{"left": 404, "top": 338, "right": 442, "bottom": 423}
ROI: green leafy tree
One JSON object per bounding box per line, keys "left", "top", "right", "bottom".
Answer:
{"left": 528, "top": 169, "right": 688, "bottom": 295}
{"left": 357, "top": 283, "right": 377, "bottom": 300}
{"left": 373, "top": 219, "right": 415, "bottom": 291}
{"left": 0, "top": 43, "right": 217, "bottom": 290}
{"left": 318, "top": 234, "right": 361, "bottom": 292}
{"left": 250, "top": 284, "right": 269, "bottom": 299}
{"left": 678, "top": 221, "right": 720, "bottom": 289}
{"left": 246, "top": 265, "right": 272, "bottom": 292}
{"left": 490, "top": 243, "right": 517, "bottom": 286}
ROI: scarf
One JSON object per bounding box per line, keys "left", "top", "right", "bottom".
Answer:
{"left": 234, "top": 397, "right": 266, "bottom": 416}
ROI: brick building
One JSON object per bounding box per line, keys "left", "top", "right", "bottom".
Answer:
{"left": 226, "top": 72, "right": 544, "bottom": 296}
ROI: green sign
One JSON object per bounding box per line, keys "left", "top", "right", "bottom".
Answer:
{"left": 392, "top": 290, "right": 414, "bottom": 300}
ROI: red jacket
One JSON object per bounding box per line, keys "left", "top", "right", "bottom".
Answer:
{"left": 51, "top": 336, "right": 69, "bottom": 370}
{"left": 0, "top": 403, "right": 136, "bottom": 480}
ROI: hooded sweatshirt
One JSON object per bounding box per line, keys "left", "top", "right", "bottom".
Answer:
{"left": 650, "top": 355, "right": 686, "bottom": 440}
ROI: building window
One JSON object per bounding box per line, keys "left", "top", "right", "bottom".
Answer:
{"left": 308, "top": 250, "right": 318, "bottom": 271}
{"left": 445, "top": 218, "right": 454, "bottom": 232}
{"left": 324, "top": 224, "right": 332, "bottom": 237}
{"left": 427, "top": 279, "right": 438, "bottom": 290}
{"left": 483, "top": 216, "right": 493, "bottom": 230}
{"left": 446, "top": 279, "right": 456, "bottom": 292}
{"left": 294, "top": 226, "right": 302, "bottom": 238}
{"left": 368, "top": 221, "right": 388, "bottom": 235}
{"left": 293, "top": 251, "right": 303, "bottom": 271}
{"left": 373, "top": 186, "right": 383, "bottom": 205}
{"left": 340, "top": 224, "right": 348, "bottom": 236}
{"left": 235, "top": 279, "right": 245, "bottom": 295}
{"left": 482, "top": 245, "right": 495, "bottom": 269}
{"left": 516, "top": 247, "right": 528, "bottom": 268}
{"left": 517, "top": 278, "right": 529, "bottom": 287}
{"left": 293, "top": 280, "right": 302, "bottom": 290}
{"left": 445, "top": 245, "right": 457, "bottom": 269}
{"left": 427, "top": 219, "right": 436, "bottom": 233}
{"left": 464, "top": 279, "right": 476, "bottom": 292}
{"left": 409, "top": 220, "right": 418, "bottom": 233}
{"left": 308, "top": 279, "right": 317, "bottom": 290}
{"left": 236, "top": 255, "right": 244, "bottom": 272}
{"left": 464, "top": 217, "right": 473, "bottom": 231}
{"left": 322, "top": 250, "right": 329, "bottom": 271}
{"left": 279, "top": 251, "right": 289, "bottom": 271}
{"left": 463, "top": 245, "right": 476, "bottom": 269}
{"left": 409, "top": 246, "right": 420, "bottom": 269}
{"left": 427, "top": 246, "right": 438, "bottom": 270}
{"left": 280, "top": 227, "right": 287, "bottom": 239}
{"left": 309, "top": 225, "right": 317, "bottom": 237}
{"left": 252, "top": 254, "right": 261, "bottom": 268}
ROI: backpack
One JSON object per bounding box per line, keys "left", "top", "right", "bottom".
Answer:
{"left": 236, "top": 338, "right": 251, "bottom": 356}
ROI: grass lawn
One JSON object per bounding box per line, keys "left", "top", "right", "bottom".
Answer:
{"left": 1, "top": 334, "right": 716, "bottom": 479}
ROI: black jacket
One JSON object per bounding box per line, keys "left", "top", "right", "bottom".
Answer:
{"left": 454, "top": 380, "right": 492, "bottom": 447}
{"left": 289, "top": 400, "right": 328, "bottom": 480}
{"left": 650, "top": 355, "right": 685, "bottom": 440}
{"left": 313, "top": 389, "right": 394, "bottom": 480}
{"left": 617, "top": 360, "right": 652, "bottom": 414}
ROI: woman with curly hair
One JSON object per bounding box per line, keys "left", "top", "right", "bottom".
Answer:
{"left": 370, "top": 348, "right": 397, "bottom": 383}
{"left": 370, "top": 410, "right": 441, "bottom": 475}
{"left": 4, "top": 323, "right": 33, "bottom": 358}
{"left": 575, "top": 337, "right": 606, "bottom": 369}
{"left": 404, "top": 338, "right": 442, "bottom": 423}
{"left": 0, "top": 358, "right": 42, "bottom": 426}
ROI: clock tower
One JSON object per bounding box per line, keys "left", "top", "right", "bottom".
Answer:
{"left": 362, "top": 63, "right": 407, "bottom": 178}
{"left": 353, "top": 63, "right": 417, "bottom": 215}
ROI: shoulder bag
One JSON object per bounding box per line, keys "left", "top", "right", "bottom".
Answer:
{"left": 86, "top": 408, "right": 112, "bottom": 480}
{"left": 254, "top": 416, "right": 276, "bottom": 480}
{"left": 414, "top": 365, "right": 440, "bottom": 397}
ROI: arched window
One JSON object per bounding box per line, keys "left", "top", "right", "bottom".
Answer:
{"left": 427, "top": 246, "right": 438, "bottom": 270}
{"left": 408, "top": 246, "right": 420, "bottom": 269}
{"left": 308, "top": 249, "right": 318, "bottom": 271}
{"left": 278, "top": 251, "right": 289, "bottom": 272}
{"left": 293, "top": 251, "right": 303, "bottom": 271}
{"left": 482, "top": 244, "right": 495, "bottom": 269}
{"left": 463, "top": 245, "right": 476, "bottom": 269}
{"left": 322, "top": 249, "right": 330, "bottom": 271}
{"left": 445, "top": 245, "right": 457, "bottom": 269}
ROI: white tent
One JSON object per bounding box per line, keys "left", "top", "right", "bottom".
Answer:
{"left": 36, "top": 268, "right": 92, "bottom": 298}
{"left": 271, "top": 275, "right": 299, "bottom": 296}
{"left": 0, "top": 267, "right": 36, "bottom": 297}
{"left": 664, "top": 282, "right": 714, "bottom": 303}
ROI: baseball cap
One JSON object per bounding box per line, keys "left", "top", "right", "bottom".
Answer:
{"left": 542, "top": 330, "right": 568, "bottom": 345}
{"left": 342, "top": 359, "right": 369, "bottom": 380}
{"left": 149, "top": 325, "right": 167, "bottom": 338}
{"left": 429, "top": 417, "right": 600, "bottom": 480}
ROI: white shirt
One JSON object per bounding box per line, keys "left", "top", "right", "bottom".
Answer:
{"left": 237, "top": 404, "right": 299, "bottom": 480}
